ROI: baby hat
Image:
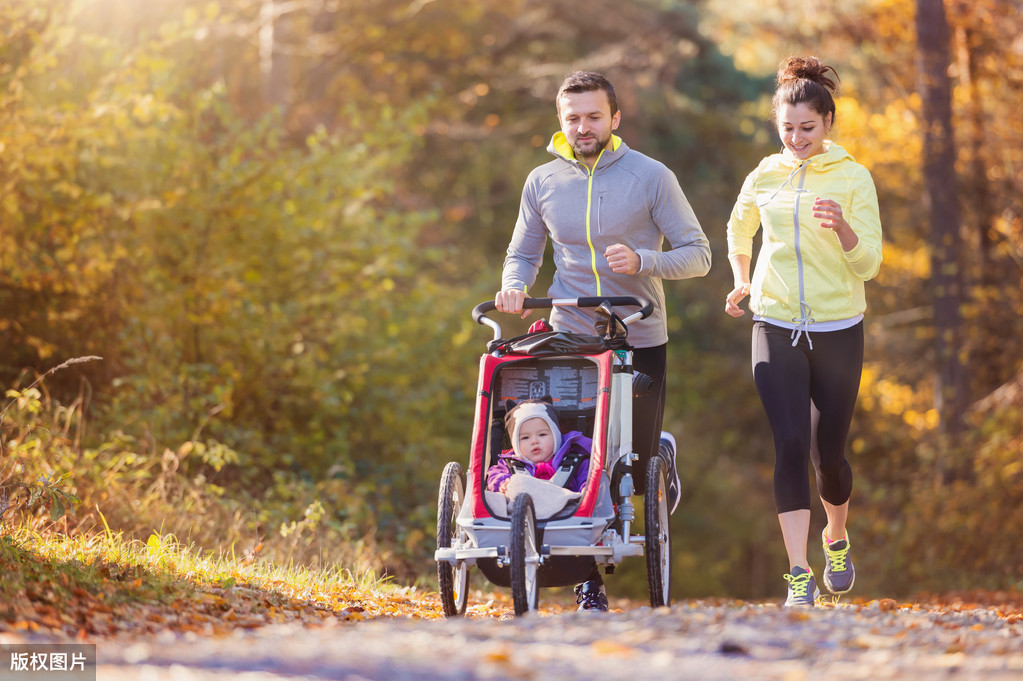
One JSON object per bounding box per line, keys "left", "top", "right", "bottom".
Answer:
{"left": 505, "top": 399, "right": 562, "bottom": 459}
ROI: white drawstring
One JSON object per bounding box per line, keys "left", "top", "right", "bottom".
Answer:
{"left": 791, "top": 302, "right": 815, "bottom": 349}
{"left": 755, "top": 163, "right": 804, "bottom": 209}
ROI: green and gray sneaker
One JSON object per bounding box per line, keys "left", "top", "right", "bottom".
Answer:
{"left": 822, "top": 529, "right": 855, "bottom": 594}
{"left": 783, "top": 566, "right": 820, "bottom": 607}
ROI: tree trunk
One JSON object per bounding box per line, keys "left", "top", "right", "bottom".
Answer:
{"left": 260, "top": 0, "right": 292, "bottom": 109}
{"left": 954, "top": 20, "right": 1008, "bottom": 398}
{"left": 915, "top": 0, "right": 967, "bottom": 436}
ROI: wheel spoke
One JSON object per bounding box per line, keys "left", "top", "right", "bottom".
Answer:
{"left": 437, "top": 462, "right": 469, "bottom": 617}
{"left": 645, "top": 456, "right": 672, "bottom": 608}
{"left": 510, "top": 494, "right": 540, "bottom": 615}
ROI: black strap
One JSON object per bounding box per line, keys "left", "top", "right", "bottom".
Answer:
{"left": 550, "top": 445, "right": 588, "bottom": 488}
{"left": 508, "top": 459, "right": 531, "bottom": 474}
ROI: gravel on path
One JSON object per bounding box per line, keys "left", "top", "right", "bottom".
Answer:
{"left": 86, "top": 600, "right": 1023, "bottom": 681}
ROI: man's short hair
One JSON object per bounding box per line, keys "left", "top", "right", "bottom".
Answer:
{"left": 556, "top": 71, "right": 619, "bottom": 118}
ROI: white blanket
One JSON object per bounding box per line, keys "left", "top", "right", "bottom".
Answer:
{"left": 485, "top": 474, "right": 582, "bottom": 519}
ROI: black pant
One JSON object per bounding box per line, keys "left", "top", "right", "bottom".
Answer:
{"left": 586, "top": 343, "right": 667, "bottom": 587}
{"left": 752, "top": 321, "right": 862, "bottom": 513}
{"left": 632, "top": 344, "right": 667, "bottom": 495}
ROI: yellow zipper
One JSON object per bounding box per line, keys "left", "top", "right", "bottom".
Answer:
{"left": 585, "top": 150, "right": 606, "bottom": 296}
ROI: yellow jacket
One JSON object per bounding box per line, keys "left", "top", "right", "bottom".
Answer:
{"left": 727, "top": 142, "right": 883, "bottom": 329}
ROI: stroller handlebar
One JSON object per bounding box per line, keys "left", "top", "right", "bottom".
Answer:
{"left": 472, "top": 296, "right": 654, "bottom": 330}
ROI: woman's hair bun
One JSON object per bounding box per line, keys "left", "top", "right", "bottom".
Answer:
{"left": 777, "top": 56, "right": 839, "bottom": 93}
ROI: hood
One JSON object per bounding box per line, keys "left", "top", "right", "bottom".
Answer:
{"left": 548, "top": 131, "right": 624, "bottom": 164}
{"left": 777, "top": 140, "right": 855, "bottom": 169}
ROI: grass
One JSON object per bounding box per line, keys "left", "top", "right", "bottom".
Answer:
{"left": 10, "top": 521, "right": 1023, "bottom": 640}
{"left": 0, "top": 365, "right": 495, "bottom": 639}
{"left": 0, "top": 523, "right": 456, "bottom": 639}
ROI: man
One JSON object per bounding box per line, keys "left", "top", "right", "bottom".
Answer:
{"left": 496, "top": 71, "right": 711, "bottom": 611}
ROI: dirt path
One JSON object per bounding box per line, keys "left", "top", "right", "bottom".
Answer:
{"left": 88, "top": 599, "right": 1022, "bottom": 680}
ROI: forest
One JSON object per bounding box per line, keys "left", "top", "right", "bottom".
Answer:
{"left": 1, "top": 0, "right": 1021, "bottom": 600}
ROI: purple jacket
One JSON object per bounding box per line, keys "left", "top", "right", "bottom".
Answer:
{"left": 486, "top": 431, "right": 592, "bottom": 493}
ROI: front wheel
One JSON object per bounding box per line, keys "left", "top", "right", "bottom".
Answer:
{"left": 645, "top": 455, "right": 672, "bottom": 608}
{"left": 437, "top": 461, "right": 469, "bottom": 617}
{"left": 509, "top": 493, "right": 540, "bottom": 616}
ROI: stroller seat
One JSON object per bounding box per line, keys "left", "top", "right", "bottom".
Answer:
{"left": 489, "top": 356, "right": 600, "bottom": 470}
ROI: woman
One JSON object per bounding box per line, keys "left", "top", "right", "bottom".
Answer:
{"left": 724, "top": 56, "right": 883, "bottom": 606}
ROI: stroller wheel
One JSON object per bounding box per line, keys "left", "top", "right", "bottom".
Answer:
{"left": 644, "top": 456, "right": 672, "bottom": 608}
{"left": 509, "top": 493, "right": 540, "bottom": 615}
{"left": 437, "top": 462, "right": 469, "bottom": 617}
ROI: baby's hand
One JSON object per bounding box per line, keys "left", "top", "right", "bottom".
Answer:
{"left": 499, "top": 480, "right": 509, "bottom": 494}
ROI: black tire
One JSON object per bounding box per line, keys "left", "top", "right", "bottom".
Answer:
{"left": 509, "top": 493, "right": 540, "bottom": 616}
{"left": 436, "top": 461, "right": 469, "bottom": 617}
{"left": 645, "top": 455, "right": 672, "bottom": 607}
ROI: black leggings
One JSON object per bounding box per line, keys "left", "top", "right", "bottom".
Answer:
{"left": 751, "top": 321, "right": 862, "bottom": 514}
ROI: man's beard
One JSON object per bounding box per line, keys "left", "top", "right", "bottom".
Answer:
{"left": 571, "top": 131, "right": 611, "bottom": 161}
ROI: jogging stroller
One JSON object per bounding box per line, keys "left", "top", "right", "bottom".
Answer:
{"left": 434, "top": 297, "right": 672, "bottom": 616}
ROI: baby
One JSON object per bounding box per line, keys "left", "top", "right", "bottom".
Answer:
{"left": 486, "top": 398, "right": 592, "bottom": 494}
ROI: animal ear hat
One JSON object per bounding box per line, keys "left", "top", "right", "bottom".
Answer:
{"left": 504, "top": 398, "right": 562, "bottom": 458}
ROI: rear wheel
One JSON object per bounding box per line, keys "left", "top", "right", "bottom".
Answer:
{"left": 509, "top": 493, "right": 540, "bottom": 616}
{"left": 645, "top": 455, "right": 672, "bottom": 607}
{"left": 437, "top": 462, "right": 469, "bottom": 617}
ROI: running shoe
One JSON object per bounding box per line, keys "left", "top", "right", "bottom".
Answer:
{"left": 783, "top": 566, "right": 820, "bottom": 607}
{"left": 574, "top": 580, "right": 609, "bottom": 612}
{"left": 659, "top": 432, "right": 681, "bottom": 514}
{"left": 822, "top": 529, "right": 856, "bottom": 594}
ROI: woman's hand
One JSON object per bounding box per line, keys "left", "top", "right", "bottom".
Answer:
{"left": 725, "top": 283, "right": 751, "bottom": 318}
{"left": 813, "top": 198, "right": 849, "bottom": 231}
{"left": 813, "top": 197, "right": 859, "bottom": 251}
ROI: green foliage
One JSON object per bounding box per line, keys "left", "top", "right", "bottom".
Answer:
{"left": 0, "top": 0, "right": 490, "bottom": 576}
{"left": 0, "top": 377, "right": 89, "bottom": 529}
{"left": 0, "top": 466, "right": 80, "bottom": 526}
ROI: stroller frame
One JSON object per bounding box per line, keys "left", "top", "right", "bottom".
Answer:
{"left": 435, "top": 297, "right": 672, "bottom": 616}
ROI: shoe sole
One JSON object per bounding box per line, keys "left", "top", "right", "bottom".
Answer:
{"left": 784, "top": 587, "right": 821, "bottom": 607}
{"left": 659, "top": 432, "right": 681, "bottom": 514}
{"left": 824, "top": 572, "right": 855, "bottom": 594}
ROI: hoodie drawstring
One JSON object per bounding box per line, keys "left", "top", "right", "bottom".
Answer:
{"left": 755, "top": 163, "right": 805, "bottom": 210}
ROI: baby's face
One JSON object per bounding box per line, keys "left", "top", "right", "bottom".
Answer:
{"left": 517, "top": 417, "right": 556, "bottom": 464}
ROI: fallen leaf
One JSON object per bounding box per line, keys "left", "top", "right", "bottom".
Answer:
{"left": 592, "top": 640, "right": 635, "bottom": 657}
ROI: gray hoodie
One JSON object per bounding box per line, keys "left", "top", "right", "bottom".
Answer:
{"left": 502, "top": 133, "right": 711, "bottom": 348}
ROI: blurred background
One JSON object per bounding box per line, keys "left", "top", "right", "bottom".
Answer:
{"left": 1, "top": 0, "right": 1021, "bottom": 599}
